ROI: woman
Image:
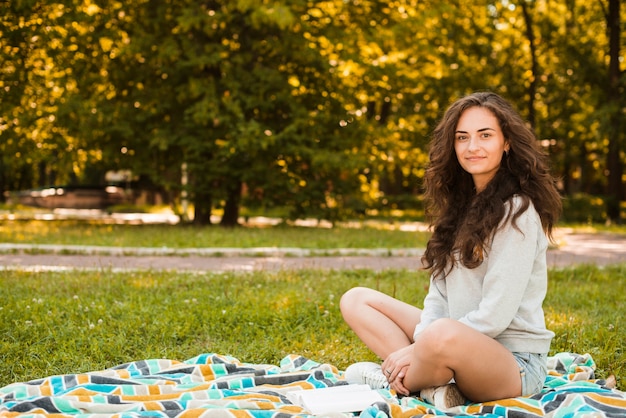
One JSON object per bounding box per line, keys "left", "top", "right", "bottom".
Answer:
{"left": 340, "top": 92, "right": 561, "bottom": 410}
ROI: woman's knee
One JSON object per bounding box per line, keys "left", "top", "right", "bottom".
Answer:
{"left": 416, "top": 318, "right": 465, "bottom": 357}
{"left": 340, "top": 287, "right": 389, "bottom": 322}
{"left": 339, "top": 287, "right": 371, "bottom": 316}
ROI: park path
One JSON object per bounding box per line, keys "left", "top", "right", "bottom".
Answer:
{"left": 0, "top": 230, "right": 624, "bottom": 272}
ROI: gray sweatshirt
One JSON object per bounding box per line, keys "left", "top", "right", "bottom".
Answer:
{"left": 413, "top": 196, "right": 554, "bottom": 354}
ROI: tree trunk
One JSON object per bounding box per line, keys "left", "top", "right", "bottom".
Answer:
{"left": 520, "top": 1, "right": 537, "bottom": 128}
{"left": 605, "top": 0, "right": 623, "bottom": 223}
{"left": 193, "top": 188, "right": 213, "bottom": 226}
{"left": 220, "top": 180, "right": 242, "bottom": 227}
{"left": 0, "top": 158, "right": 5, "bottom": 203}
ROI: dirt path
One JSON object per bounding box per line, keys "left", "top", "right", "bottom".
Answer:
{"left": 1, "top": 232, "right": 624, "bottom": 272}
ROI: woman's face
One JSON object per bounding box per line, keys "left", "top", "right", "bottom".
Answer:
{"left": 454, "top": 106, "right": 509, "bottom": 192}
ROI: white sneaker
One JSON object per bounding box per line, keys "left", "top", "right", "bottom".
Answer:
{"left": 420, "top": 383, "right": 467, "bottom": 410}
{"left": 343, "top": 362, "right": 389, "bottom": 389}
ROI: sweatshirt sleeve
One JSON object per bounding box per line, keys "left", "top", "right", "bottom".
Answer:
{"left": 456, "top": 201, "right": 542, "bottom": 337}
{"left": 412, "top": 277, "right": 449, "bottom": 340}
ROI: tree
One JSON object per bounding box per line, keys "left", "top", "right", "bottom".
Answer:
{"left": 604, "top": 0, "right": 624, "bottom": 222}
{"left": 488, "top": 0, "right": 625, "bottom": 220}
{"left": 87, "top": 0, "right": 371, "bottom": 225}
{"left": 2, "top": 0, "right": 624, "bottom": 224}
{"left": 0, "top": 1, "right": 76, "bottom": 193}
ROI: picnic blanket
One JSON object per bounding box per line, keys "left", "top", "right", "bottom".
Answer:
{"left": 0, "top": 352, "right": 624, "bottom": 417}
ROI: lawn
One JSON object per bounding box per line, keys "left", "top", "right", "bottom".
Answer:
{"left": 1, "top": 218, "right": 625, "bottom": 250}
{"left": 0, "top": 265, "right": 624, "bottom": 390}
{"left": 0, "top": 219, "right": 431, "bottom": 249}
{"left": 0, "top": 218, "right": 624, "bottom": 391}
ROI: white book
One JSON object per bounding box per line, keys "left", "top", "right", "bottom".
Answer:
{"left": 286, "top": 384, "right": 386, "bottom": 415}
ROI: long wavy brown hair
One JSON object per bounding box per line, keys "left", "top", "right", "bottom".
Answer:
{"left": 422, "top": 92, "right": 562, "bottom": 279}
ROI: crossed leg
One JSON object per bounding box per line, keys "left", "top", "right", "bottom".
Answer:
{"left": 404, "top": 318, "right": 522, "bottom": 401}
{"left": 340, "top": 287, "right": 522, "bottom": 402}
{"left": 340, "top": 286, "right": 421, "bottom": 359}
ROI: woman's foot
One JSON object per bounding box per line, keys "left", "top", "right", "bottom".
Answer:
{"left": 343, "top": 362, "right": 390, "bottom": 389}
{"left": 420, "top": 383, "right": 467, "bottom": 410}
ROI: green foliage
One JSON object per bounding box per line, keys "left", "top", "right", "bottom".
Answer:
{"left": 0, "top": 265, "right": 624, "bottom": 389}
{"left": 561, "top": 195, "right": 626, "bottom": 226}
{"left": 0, "top": 0, "right": 624, "bottom": 223}
{"left": 561, "top": 193, "right": 608, "bottom": 224}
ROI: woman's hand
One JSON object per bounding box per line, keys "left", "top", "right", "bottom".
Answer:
{"left": 382, "top": 344, "right": 414, "bottom": 396}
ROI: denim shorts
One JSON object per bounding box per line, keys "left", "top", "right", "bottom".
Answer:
{"left": 513, "top": 352, "right": 547, "bottom": 396}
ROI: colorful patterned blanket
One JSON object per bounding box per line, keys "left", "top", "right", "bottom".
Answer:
{"left": 0, "top": 352, "right": 624, "bottom": 417}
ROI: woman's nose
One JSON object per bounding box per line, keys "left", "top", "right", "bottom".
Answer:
{"left": 467, "top": 136, "right": 479, "bottom": 150}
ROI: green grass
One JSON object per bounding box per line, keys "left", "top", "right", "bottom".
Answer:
{"left": 560, "top": 222, "right": 626, "bottom": 235}
{"left": 1, "top": 265, "right": 624, "bottom": 389}
{"left": 0, "top": 217, "right": 624, "bottom": 390}
{"left": 545, "top": 265, "right": 626, "bottom": 380}
{"left": 0, "top": 220, "right": 430, "bottom": 249}
{"left": 2, "top": 219, "right": 625, "bottom": 252}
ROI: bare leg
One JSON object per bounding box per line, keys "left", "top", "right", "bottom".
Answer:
{"left": 340, "top": 287, "right": 421, "bottom": 359}
{"left": 403, "top": 318, "right": 522, "bottom": 402}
